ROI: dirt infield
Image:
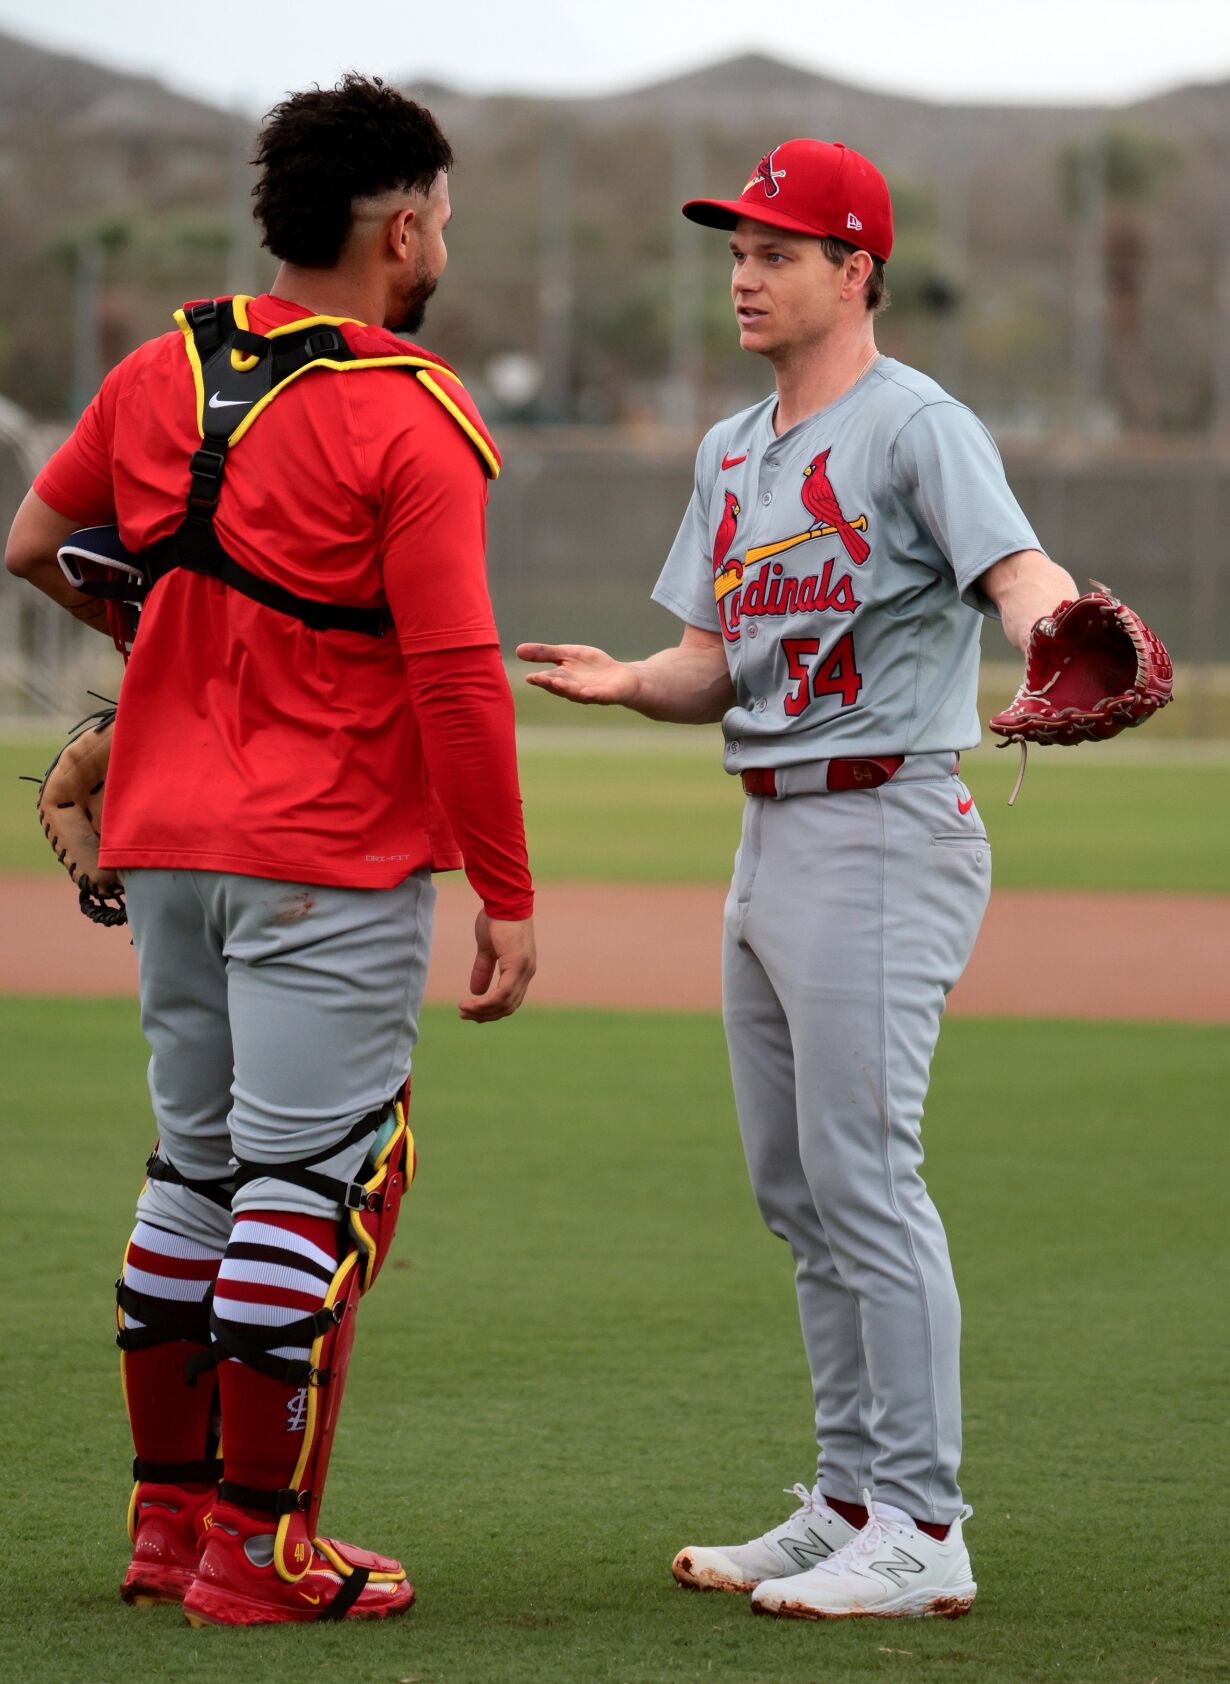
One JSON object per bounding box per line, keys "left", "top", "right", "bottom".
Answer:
{"left": 2, "top": 875, "right": 1225, "bottom": 1022}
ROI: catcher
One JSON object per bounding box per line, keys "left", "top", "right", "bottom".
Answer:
{"left": 6, "top": 76, "right": 536, "bottom": 1628}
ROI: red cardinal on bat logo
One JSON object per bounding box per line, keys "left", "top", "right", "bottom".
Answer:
{"left": 713, "top": 489, "right": 741, "bottom": 580}
{"left": 801, "top": 451, "right": 871, "bottom": 566}
{"left": 754, "top": 149, "right": 787, "bottom": 198}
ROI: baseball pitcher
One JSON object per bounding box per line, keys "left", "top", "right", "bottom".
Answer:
{"left": 521, "top": 138, "right": 1169, "bottom": 1621}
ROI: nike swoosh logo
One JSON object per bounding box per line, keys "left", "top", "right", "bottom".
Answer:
{"left": 208, "top": 391, "right": 254, "bottom": 409}
{"left": 721, "top": 452, "right": 747, "bottom": 470}
{"left": 298, "top": 1591, "right": 321, "bottom": 1604}
{"left": 957, "top": 794, "right": 974, "bottom": 815}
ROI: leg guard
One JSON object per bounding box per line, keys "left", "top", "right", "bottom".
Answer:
{"left": 198, "top": 1092, "right": 415, "bottom": 1585}
{"left": 117, "top": 1221, "right": 226, "bottom": 1604}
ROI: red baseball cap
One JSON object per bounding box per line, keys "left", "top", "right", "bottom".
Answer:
{"left": 683, "top": 138, "right": 893, "bottom": 263}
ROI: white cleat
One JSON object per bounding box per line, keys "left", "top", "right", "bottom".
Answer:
{"left": 671, "top": 1484, "right": 859, "bottom": 1595}
{"left": 750, "top": 1495, "right": 976, "bottom": 1620}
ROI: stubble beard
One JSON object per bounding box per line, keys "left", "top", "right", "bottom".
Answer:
{"left": 393, "top": 265, "right": 439, "bottom": 335}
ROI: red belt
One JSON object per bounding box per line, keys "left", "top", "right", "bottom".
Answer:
{"left": 740, "top": 756, "right": 906, "bottom": 798}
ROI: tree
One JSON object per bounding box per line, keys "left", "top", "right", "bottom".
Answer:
{"left": 1059, "top": 128, "right": 1181, "bottom": 430}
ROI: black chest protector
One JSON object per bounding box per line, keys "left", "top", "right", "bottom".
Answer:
{"left": 144, "top": 298, "right": 392, "bottom": 636}
{"left": 59, "top": 297, "right": 500, "bottom": 648}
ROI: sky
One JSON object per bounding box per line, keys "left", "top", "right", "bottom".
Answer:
{"left": 2, "top": 0, "right": 1229, "bottom": 114}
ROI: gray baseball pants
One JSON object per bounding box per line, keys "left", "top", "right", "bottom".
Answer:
{"left": 124, "top": 867, "right": 436, "bottom": 1251}
{"left": 721, "top": 753, "right": 989, "bottom": 1523}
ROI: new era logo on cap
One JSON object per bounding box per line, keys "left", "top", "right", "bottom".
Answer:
{"left": 681, "top": 138, "right": 894, "bottom": 262}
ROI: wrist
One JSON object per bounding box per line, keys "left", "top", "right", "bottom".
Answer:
{"left": 622, "top": 661, "right": 649, "bottom": 711}
{"left": 483, "top": 897, "right": 535, "bottom": 923}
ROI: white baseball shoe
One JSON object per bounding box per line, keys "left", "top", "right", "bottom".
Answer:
{"left": 670, "top": 1484, "right": 859, "bottom": 1595}
{"left": 750, "top": 1496, "right": 976, "bottom": 1620}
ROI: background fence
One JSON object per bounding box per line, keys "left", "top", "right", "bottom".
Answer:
{"left": 2, "top": 421, "right": 1225, "bottom": 733}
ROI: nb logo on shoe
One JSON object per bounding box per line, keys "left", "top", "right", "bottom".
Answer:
{"left": 870, "top": 1546, "right": 926, "bottom": 1586}
{"left": 779, "top": 1529, "right": 834, "bottom": 1569}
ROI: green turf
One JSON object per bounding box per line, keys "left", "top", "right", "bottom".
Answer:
{"left": 2, "top": 733, "right": 1227, "bottom": 893}
{"left": 1, "top": 999, "right": 1223, "bottom": 1683}
{"left": 517, "top": 743, "right": 1230, "bottom": 892}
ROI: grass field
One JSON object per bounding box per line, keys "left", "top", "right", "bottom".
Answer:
{"left": 2, "top": 732, "right": 1227, "bottom": 893}
{"left": 2, "top": 998, "right": 1224, "bottom": 1684}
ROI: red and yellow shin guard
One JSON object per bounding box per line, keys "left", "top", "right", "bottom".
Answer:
{"left": 219, "top": 1100, "right": 415, "bottom": 1585}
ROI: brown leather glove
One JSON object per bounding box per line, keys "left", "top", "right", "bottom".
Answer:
{"left": 989, "top": 586, "right": 1173, "bottom": 747}
{"left": 37, "top": 706, "right": 126, "bottom": 926}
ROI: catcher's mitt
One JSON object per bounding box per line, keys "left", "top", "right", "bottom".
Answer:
{"left": 990, "top": 583, "right": 1172, "bottom": 756}
{"left": 35, "top": 705, "right": 126, "bottom": 926}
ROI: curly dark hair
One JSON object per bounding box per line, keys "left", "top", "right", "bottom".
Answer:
{"left": 252, "top": 74, "right": 454, "bottom": 268}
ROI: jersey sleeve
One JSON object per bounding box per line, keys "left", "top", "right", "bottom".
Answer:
{"left": 890, "top": 401, "right": 1043, "bottom": 613}
{"left": 369, "top": 380, "right": 500, "bottom": 657}
{"left": 651, "top": 430, "right": 722, "bottom": 632}
{"left": 405, "top": 644, "right": 533, "bottom": 921}
{"left": 33, "top": 364, "right": 123, "bottom": 523}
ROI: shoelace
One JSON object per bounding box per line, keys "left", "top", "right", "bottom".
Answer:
{"left": 816, "top": 1495, "right": 901, "bottom": 1574}
{"left": 756, "top": 1482, "right": 819, "bottom": 1544}
{"left": 783, "top": 1482, "right": 819, "bottom": 1519}
{"left": 816, "top": 1492, "right": 974, "bottom": 1577}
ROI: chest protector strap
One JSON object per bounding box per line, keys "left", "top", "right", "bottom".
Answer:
{"left": 142, "top": 299, "right": 393, "bottom": 637}
{"left": 58, "top": 298, "right": 500, "bottom": 645}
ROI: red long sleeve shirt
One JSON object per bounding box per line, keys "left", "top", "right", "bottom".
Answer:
{"left": 35, "top": 294, "right": 533, "bottom": 919}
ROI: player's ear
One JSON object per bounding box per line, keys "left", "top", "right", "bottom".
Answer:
{"left": 387, "top": 205, "right": 416, "bottom": 264}
{"left": 839, "top": 250, "right": 874, "bottom": 304}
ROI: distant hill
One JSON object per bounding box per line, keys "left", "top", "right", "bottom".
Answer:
{"left": 1, "top": 29, "right": 1227, "bottom": 430}
{"left": 0, "top": 28, "right": 229, "bottom": 132}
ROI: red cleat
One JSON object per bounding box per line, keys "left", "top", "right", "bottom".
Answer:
{"left": 121, "top": 1483, "right": 215, "bottom": 1606}
{"left": 182, "top": 1502, "right": 414, "bottom": 1626}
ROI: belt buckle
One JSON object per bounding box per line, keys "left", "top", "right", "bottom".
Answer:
{"left": 826, "top": 755, "right": 905, "bottom": 793}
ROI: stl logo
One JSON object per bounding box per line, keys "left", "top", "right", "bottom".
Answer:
{"left": 286, "top": 1386, "right": 309, "bottom": 1433}
{"left": 754, "top": 149, "right": 787, "bottom": 198}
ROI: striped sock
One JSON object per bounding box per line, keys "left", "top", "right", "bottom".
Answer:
{"left": 121, "top": 1220, "right": 223, "bottom": 1481}
{"left": 215, "top": 1212, "right": 339, "bottom": 1512}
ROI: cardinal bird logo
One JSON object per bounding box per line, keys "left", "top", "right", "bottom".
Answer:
{"left": 713, "top": 489, "right": 741, "bottom": 579}
{"left": 801, "top": 451, "right": 871, "bottom": 566}
{"left": 754, "top": 149, "right": 787, "bottom": 198}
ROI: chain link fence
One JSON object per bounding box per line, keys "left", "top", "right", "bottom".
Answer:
{"left": 2, "top": 418, "right": 1225, "bottom": 734}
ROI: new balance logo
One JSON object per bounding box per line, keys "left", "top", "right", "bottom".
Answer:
{"left": 870, "top": 1546, "right": 926, "bottom": 1586}
{"left": 847, "top": 213, "right": 863, "bottom": 231}
{"left": 286, "top": 1386, "right": 309, "bottom": 1432}
{"left": 779, "top": 1528, "right": 836, "bottom": 1569}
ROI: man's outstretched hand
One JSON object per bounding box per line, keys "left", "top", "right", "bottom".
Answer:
{"left": 516, "top": 642, "right": 641, "bottom": 707}
{"left": 460, "top": 912, "right": 537, "bottom": 1022}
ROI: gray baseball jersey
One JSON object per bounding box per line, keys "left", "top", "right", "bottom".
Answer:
{"left": 652, "top": 357, "right": 1041, "bottom": 770}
